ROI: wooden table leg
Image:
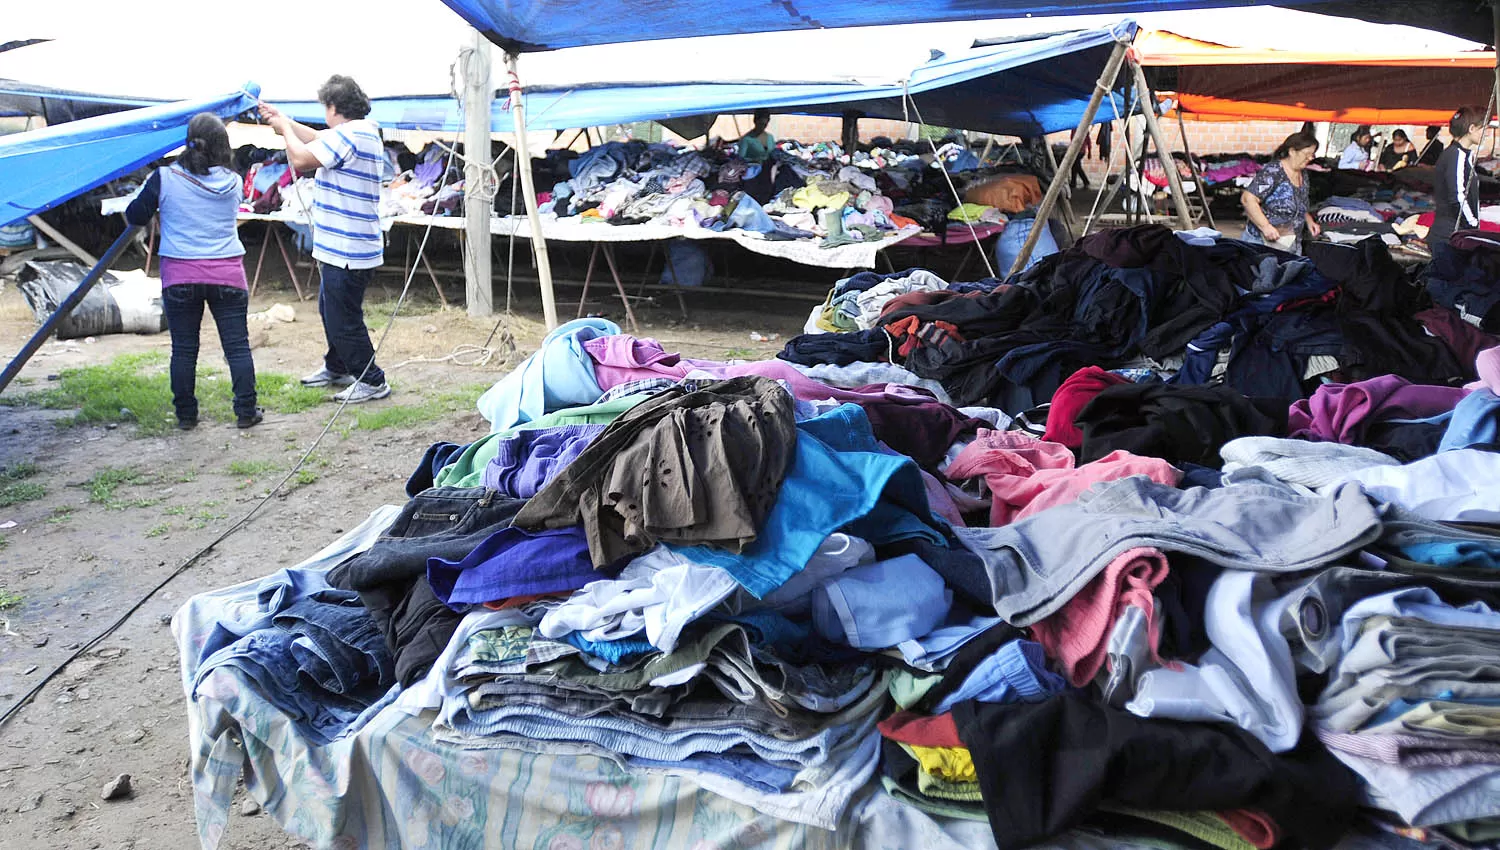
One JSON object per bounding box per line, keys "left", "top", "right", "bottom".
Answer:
{"left": 600, "top": 245, "right": 639, "bottom": 333}
{"left": 660, "top": 240, "right": 689, "bottom": 320}
{"left": 419, "top": 249, "right": 449, "bottom": 308}
{"left": 271, "top": 225, "right": 308, "bottom": 301}
{"left": 577, "top": 244, "right": 600, "bottom": 318}
{"left": 250, "top": 222, "right": 270, "bottom": 296}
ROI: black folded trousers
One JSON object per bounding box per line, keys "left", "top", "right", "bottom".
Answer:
{"left": 328, "top": 486, "right": 526, "bottom": 685}
{"left": 953, "top": 694, "right": 1361, "bottom": 850}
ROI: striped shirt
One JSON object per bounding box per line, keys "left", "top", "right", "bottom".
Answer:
{"left": 307, "top": 119, "right": 384, "bottom": 269}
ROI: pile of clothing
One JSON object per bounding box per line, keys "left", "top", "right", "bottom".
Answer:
{"left": 783, "top": 224, "right": 1474, "bottom": 413}
{"left": 524, "top": 138, "right": 1038, "bottom": 249}
{"left": 178, "top": 225, "right": 1500, "bottom": 850}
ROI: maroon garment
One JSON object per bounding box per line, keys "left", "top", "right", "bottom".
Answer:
{"left": 853, "top": 388, "right": 988, "bottom": 469}
{"left": 1043, "top": 366, "right": 1130, "bottom": 449}
{"left": 159, "top": 256, "right": 247, "bottom": 289}
{"left": 1416, "top": 306, "right": 1500, "bottom": 380}
{"left": 878, "top": 710, "right": 965, "bottom": 748}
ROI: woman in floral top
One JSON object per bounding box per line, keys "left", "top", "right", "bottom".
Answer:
{"left": 1241, "top": 131, "right": 1323, "bottom": 254}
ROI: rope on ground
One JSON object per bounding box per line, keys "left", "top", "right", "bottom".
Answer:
{"left": 0, "top": 99, "right": 465, "bottom": 735}
{"left": 387, "top": 343, "right": 500, "bottom": 370}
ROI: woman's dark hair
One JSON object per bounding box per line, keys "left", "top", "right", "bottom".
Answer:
{"left": 1392, "top": 129, "right": 1410, "bottom": 143}
{"left": 1273, "top": 131, "right": 1319, "bottom": 159}
{"left": 1451, "top": 106, "right": 1486, "bottom": 139}
{"left": 752, "top": 108, "right": 771, "bottom": 125}
{"left": 318, "top": 74, "right": 372, "bottom": 120}
{"left": 1426, "top": 125, "right": 1442, "bottom": 140}
{"left": 178, "top": 113, "right": 232, "bottom": 175}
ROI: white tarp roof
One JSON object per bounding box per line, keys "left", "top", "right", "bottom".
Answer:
{"left": 1, "top": 3, "right": 1482, "bottom": 106}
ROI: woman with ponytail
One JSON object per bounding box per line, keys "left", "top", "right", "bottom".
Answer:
{"left": 127, "top": 113, "right": 261, "bottom": 430}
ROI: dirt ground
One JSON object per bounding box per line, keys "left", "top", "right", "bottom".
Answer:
{"left": 0, "top": 264, "right": 817, "bottom": 849}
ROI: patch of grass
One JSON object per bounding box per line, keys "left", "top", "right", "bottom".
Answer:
{"left": 722, "top": 347, "right": 756, "bottom": 360}
{"left": 189, "top": 507, "right": 228, "bottom": 530}
{"left": 0, "top": 535, "right": 7, "bottom": 550}
{"left": 163, "top": 505, "right": 189, "bottom": 516}
{"left": 364, "top": 302, "right": 398, "bottom": 331}
{"left": 2, "top": 462, "right": 40, "bottom": 481}
{"left": 47, "top": 506, "right": 75, "bottom": 525}
{"left": 88, "top": 466, "right": 149, "bottom": 505}
{"left": 9, "top": 352, "right": 323, "bottom": 435}
{"left": 0, "top": 481, "right": 44, "bottom": 507}
{"left": 0, "top": 461, "right": 44, "bottom": 507}
{"left": 226, "top": 459, "right": 280, "bottom": 477}
{"left": 293, "top": 468, "right": 319, "bottom": 486}
{"left": 0, "top": 589, "right": 22, "bottom": 609}
{"left": 175, "top": 470, "right": 198, "bottom": 484}
{"left": 345, "top": 386, "right": 481, "bottom": 433}
{"left": 144, "top": 523, "right": 170, "bottom": 538}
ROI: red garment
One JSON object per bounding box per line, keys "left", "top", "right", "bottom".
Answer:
{"left": 1416, "top": 307, "right": 1500, "bottom": 377}
{"left": 946, "top": 429, "right": 1181, "bottom": 527}
{"left": 877, "top": 711, "right": 965, "bottom": 748}
{"left": 1218, "top": 809, "right": 1281, "bottom": 849}
{"left": 1029, "top": 547, "right": 1170, "bottom": 688}
{"left": 482, "top": 592, "right": 565, "bottom": 611}
{"left": 1418, "top": 211, "right": 1500, "bottom": 234}
{"left": 1043, "top": 366, "right": 1130, "bottom": 448}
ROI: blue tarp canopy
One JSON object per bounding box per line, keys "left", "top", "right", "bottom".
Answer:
{"left": 440, "top": 0, "right": 1282, "bottom": 51}
{"left": 272, "top": 21, "right": 1139, "bottom": 138}
{"left": 0, "top": 86, "right": 258, "bottom": 226}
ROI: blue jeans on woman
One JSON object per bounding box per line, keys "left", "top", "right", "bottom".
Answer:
{"left": 161, "top": 283, "right": 258, "bottom": 422}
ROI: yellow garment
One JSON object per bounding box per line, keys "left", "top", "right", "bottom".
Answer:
{"left": 793, "top": 184, "right": 851, "bottom": 212}
{"left": 948, "top": 203, "right": 997, "bottom": 224}
{"left": 907, "top": 743, "right": 977, "bottom": 783}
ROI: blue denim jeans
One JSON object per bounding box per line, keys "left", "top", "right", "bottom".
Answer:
{"left": 317, "top": 263, "right": 384, "bottom": 385}
{"left": 161, "top": 283, "right": 257, "bottom": 420}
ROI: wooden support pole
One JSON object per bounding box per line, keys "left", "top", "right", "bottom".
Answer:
{"left": 1009, "top": 39, "right": 1130, "bottom": 277}
{"left": 1130, "top": 59, "right": 1193, "bottom": 232}
{"left": 504, "top": 52, "right": 559, "bottom": 330}
{"left": 462, "top": 30, "right": 494, "bottom": 317}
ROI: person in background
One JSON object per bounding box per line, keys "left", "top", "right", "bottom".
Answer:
{"left": 258, "top": 75, "right": 391, "bottom": 404}
{"left": 126, "top": 113, "right": 260, "bottom": 431}
{"left": 1379, "top": 129, "right": 1418, "bottom": 170}
{"left": 737, "top": 109, "right": 775, "bottom": 164}
{"left": 1338, "top": 125, "right": 1374, "bottom": 170}
{"left": 1241, "top": 131, "right": 1323, "bottom": 254}
{"left": 737, "top": 109, "right": 776, "bottom": 203}
{"left": 1417, "top": 125, "right": 1446, "bottom": 166}
{"left": 1430, "top": 106, "right": 1486, "bottom": 247}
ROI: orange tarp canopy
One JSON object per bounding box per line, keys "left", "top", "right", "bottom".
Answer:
{"left": 1134, "top": 31, "right": 1496, "bottom": 124}
{"left": 1168, "top": 94, "right": 1470, "bottom": 125}
{"left": 1135, "top": 30, "right": 1496, "bottom": 69}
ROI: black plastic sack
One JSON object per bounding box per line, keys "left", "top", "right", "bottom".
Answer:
{"left": 16, "top": 259, "right": 165, "bottom": 340}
